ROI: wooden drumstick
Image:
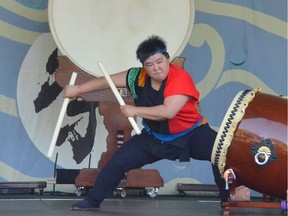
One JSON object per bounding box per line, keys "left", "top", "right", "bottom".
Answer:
{"left": 47, "top": 72, "right": 78, "bottom": 157}
{"left": 98, "top": 62, "right": 141, "bottom": 135}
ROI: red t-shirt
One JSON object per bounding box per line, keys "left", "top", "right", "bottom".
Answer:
{"left": 164, "top": 64, "right": 202, "bottom": 133}
{"left": 127, "top": 64, "right": 204, "bottom": 134}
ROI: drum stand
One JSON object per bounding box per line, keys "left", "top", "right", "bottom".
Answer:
{"left": 222, "top": 175, "right": 287, "bottom": 215}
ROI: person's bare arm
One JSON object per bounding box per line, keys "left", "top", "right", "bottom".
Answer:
{"left": 120, "top": 94, "right": 190, "bottom": 120}
{"left": 63, "top": 70, "right": 128, "bottom": 98}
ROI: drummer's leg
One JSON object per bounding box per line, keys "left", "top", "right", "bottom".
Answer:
{"left": 212, "top": 164, "right": 230, "bottom": 205}
{"left": 71, "top": 133, "right": 160, "bottom": 210}
{"left": 188, "top": 123, "right": 230, "bottom": 205}
{"left": 188, "top": 123, "right": 216, "bottom": 160}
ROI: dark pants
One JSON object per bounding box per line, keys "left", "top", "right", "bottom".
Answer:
{"left": 85, "top": 124, "right": 229, "bottom": 206}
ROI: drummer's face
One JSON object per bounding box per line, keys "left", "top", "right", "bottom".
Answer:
{"left": 143, "top": 53, "right": 170, "bottom": 82}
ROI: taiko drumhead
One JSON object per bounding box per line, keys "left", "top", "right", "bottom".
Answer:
{"left": 48, "top": 0, "right": 195, "bottom": 76}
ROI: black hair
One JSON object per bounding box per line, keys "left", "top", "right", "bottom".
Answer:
{"left": 136, "top": 35, "right": 170, "bottom": 64}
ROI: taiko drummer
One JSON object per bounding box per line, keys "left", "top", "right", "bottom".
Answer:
{"left": 64, "top": 35, "right": 230, "bottom": 210}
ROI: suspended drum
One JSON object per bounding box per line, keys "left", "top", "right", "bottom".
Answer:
{"left": 48, "top": 0, "right": 195, "bottom": 76}
{"left": 211, "top": 88, "right": 287, "bottom": 200}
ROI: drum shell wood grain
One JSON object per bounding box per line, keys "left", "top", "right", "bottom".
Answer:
{"left": 225, "top": 93, "right": 287, "bottom": 199}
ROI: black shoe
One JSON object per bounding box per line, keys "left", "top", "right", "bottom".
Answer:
{"left": 220, "top": 192, "right": 230, "bottom": 209}
{"left": 71, "top": 200, "right": 100, "bottom": 211}
{"left": 220, "top": 201, "right": 227, "bottom": 209}
{"left": 220, "top": 195, "right": 231, "bottom": 209}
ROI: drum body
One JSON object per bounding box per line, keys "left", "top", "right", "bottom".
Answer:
{"left": 212, "top": 89, "right": 287, "bottom": 200}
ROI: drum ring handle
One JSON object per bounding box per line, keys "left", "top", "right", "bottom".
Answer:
{"left": 254, "top": 152, "right": 269, "bottom": 165}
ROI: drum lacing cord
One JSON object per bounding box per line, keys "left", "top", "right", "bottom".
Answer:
{"left": 213, "top": 90, "right": 250, "bottom": 167}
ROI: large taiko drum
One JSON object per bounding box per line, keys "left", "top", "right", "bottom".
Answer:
{"left": 211, "top": 88, "right": 287, "bottom": 200}
{"left": 48, "top": 0, "right": 195, "bottom": 76}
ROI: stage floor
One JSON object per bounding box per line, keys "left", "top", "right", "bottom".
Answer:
{"left": 0, "top": 195, "right": 284, "bottom": 216}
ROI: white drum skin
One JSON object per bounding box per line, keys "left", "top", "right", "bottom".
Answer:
{"left": 48, "top": 0, "right": 195, "bottom": 76}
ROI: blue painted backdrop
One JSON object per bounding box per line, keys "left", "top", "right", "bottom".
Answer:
{"left": 0, "top": 0, "right": 286, "bottom": 195}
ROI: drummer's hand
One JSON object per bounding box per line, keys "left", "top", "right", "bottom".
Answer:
{"left": 120, "top": 105, "right": 137, "bottom": 118}
{"left": 63, "top": 85, "right": 80, "bottom": 99}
